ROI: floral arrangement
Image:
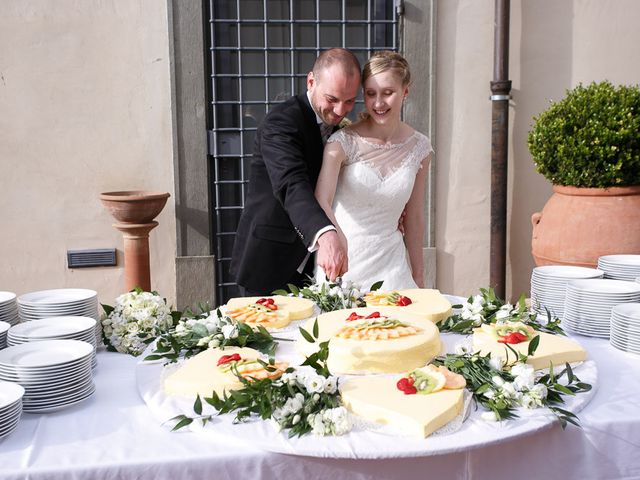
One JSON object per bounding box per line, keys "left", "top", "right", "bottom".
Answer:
{"left": 273, "top": 277, "right": 376, "bottom": 313}
{"left": 171, "top": 320, "right": 350, "bottom": 437}
{"left": 435, "top": 340, "right": 591, "bottom": 427}
{"left": 438, "top": 287, "right": 563, "bottom": 336}
{"left": 102, "top": 288, "right": 177, "bottom": 356}
{"left": 145, "top": 306, "right": 277, "bottom": 363}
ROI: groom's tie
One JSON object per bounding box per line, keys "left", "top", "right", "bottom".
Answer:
{"left": 320, "top": 123, "right": 333, "bottom": 145}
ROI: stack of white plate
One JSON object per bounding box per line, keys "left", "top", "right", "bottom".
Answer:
{"left": 0, "top": 340, "right": 95, "bottom": 413}
{"left": 7, "top": 316, "right": 97, "bottom": 368}
{"left": 530, "top": 266, "right": 604, "bottom": 318}
{"left": 598, "top": 255, "right": 640, "bottom": 281}
{"left": 17, "top": 289, "right": 100, "bottom": 340}
{"left": 0, "top": 292, "right": 19, "bottom": 327}
{"left": 0, "top": 380, "right": 24, "bottom": 439}
{"left": 0, "top": 321, "right": 9, "bottom": 349}
{"left": 610, "top": 303, "right": 640, "bottom": 355}
{"left": 563, "top": 279, "right": 640, "bottom": 338}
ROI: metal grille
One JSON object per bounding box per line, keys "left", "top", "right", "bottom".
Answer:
{"left": 206, "top": 0, "right": 400, "bottom": 304}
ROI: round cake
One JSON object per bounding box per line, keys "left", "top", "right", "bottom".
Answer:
{"left": 297, "top": 308, "right": 442, "bottom": 375}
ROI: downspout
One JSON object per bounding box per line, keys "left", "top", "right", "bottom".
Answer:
{"left": 490, "top": 0, "right": 512, "bottom": 298}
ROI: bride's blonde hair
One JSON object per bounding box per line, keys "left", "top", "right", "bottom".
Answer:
{"left": 359, "top": 51, "right": 411, "bottom": 120}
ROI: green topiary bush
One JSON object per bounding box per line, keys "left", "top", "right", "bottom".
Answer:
{"left": 527, "top": 81, "right": 640, "bottom": 187}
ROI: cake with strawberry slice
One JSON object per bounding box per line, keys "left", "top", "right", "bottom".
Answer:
{"left": 341, "top": 364, "right": 466, "bottom": 437}
{"left": 472, "top": 321, "right": 587, "bottom": 370}
{"left": 164, "top": 346, "right": 288, "bottom": 398}
{"left": 364, "top": 288, "right": 452, "bottom": 323}
{"left": 297, "top": 307, "right": 442, "bottom": 374}
{"left": 224, "top": 295, "right": 315, "bottom": 329}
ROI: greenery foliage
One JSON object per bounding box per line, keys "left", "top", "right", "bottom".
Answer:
{"left": 528, "top": 81, "right": 640, "bottom": 187}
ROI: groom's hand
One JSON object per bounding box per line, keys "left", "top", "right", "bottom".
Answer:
{"left": 316, "top": 230, "right": 348, "bottom": 281}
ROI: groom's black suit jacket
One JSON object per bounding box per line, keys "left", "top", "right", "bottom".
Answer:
{"left": 230, "top": 93, "right": 332, "bottom": 293}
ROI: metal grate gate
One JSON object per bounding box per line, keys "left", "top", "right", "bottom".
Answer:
{"left": 206, "top": 0, "right": 401, "bottom": 304}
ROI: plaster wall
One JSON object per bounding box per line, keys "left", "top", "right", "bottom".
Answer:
{"left": 436, "top": 0, "right": 640, "bottom": 299}
{"left": 0, "top": 1, "right": 177, "bottom": 306}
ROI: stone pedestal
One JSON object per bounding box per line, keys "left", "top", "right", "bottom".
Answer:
{"left": 100, "top": 191, "right": 170, "bottom": 293}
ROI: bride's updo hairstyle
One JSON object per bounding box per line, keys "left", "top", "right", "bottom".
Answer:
{"left": 360, "top": 51, "right": 411, "bottom": 120}
{"left": 362, "top": 50, "right": 411, "bottom": 88}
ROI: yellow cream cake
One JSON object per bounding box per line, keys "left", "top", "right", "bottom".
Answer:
{"left": 472, "top": 323, "right": 587, "bottom": 370}
{"left": 224, "top": 295, "right": 315, "bottom": 329}
{"left": 364, "top": 289, "right": 452, "bottom": 323}
{"left": 341, "top": 365, "right": 466, "bottom": 438}
{"left": 297, "top": 308, "right": 442, "bottom": 374}
{"left": 164, "top": 346, "right": 287, "bottom": 398}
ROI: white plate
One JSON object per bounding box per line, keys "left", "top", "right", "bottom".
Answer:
{"left": 0, "top": 357, "right": 93, "bottom": 378}
{"left": 8, "top": 317, "right": 96, "bottom": 340}
{"left": 17, "top": 289, "right": 97, "bottom": 306}
{"left": 0, "top": 340, "right": 94, "bottom": 369}
{"left": 22, "top": 383, "right": 95, "bottom": 413}
{"left": 532, "top": 266, "right": 604, "bottom": 278}
{"left": 0, "top": 322, "right": 9, "bottom": 336}
{"left": 0, "top": 381, "right": 25, "bottom": 408}
{"left": 0, "top": 292, "right": 17, "bottom": 305}
{"left": 599, "top": 255, "right": 640, "bottom": 266}
{"left": 567, "top": 279, "right": 640, "bottom": 295}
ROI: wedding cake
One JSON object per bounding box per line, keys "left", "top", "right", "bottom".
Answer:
{"left": 224, "top": 295, "right": 315, "bottom": 329}
{"left": 341, "top": 364, "right": 466, "bottom": 437}
{"left": 297, "top": 308, "right": 442, "bottom": 374}
{"left": 164, "top": 346, "right": 287, "bottom": 397}
{"left": 472, "top": 322, "right": 587, "bottom": 370}
{"left": 364, "top": 288, "right": 452, "bottom": 323}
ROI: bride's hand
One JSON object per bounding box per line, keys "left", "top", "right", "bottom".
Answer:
{"left": 316, "top": 230, "right": 348, "bottom": 281}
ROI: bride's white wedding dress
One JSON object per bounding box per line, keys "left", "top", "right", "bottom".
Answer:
{"left": 316, "top": 127, "right": 433, "bottom": 291}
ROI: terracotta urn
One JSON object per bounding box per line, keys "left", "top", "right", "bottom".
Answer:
{"left": 531, "top": 186, "right": 640, "bottom": 267}
{"left": 100, "top": 191, "right": 170, "bottom": 224}
{"left": 100, "top": 191, "right": 171, "bottom": 292}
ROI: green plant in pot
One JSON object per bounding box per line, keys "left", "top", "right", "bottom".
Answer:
{"left": 528, "top": 81, "right": 640, "bottom": 267}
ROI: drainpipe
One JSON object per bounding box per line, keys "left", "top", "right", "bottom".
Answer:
{"left": 490, "top": 0, "right": 512, "bottom": 298}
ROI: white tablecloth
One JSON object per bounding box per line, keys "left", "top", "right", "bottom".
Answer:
{"left": 0, "top": 335, "right": 639, "bottom": 480}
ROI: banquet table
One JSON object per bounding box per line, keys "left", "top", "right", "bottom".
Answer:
{"left": 1, "top": 334, "right": 639, "bottom": 480}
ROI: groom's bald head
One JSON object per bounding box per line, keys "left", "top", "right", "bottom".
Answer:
{"left": 312, "top": 48, "right": 361, "bottom": 82}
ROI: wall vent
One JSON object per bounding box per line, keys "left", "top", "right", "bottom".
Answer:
{"left": 67, "top": 248, "right": 117, "bottom": 268}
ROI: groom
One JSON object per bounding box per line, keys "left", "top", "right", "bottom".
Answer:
{"left": 230, "top": 48, "right": 361, "bottom": 295}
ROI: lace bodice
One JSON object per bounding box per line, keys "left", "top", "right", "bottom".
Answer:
{"left": 316, "top": 127, "right": 433, "bottom": 291}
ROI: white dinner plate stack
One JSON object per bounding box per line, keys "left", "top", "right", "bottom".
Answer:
{"left": 563, "top": 279, "right": 640, "bottom": 338}
{"left": 530, "top": 266, "right": 604, "bottom": 318}
{"left": 0, "top": 339, "right": 95, "bottom": 413}
{"left": 0, "top": 380, "right": 24, "bottom": 439}
{"left": 609, "top": 303, "right": 640, "bottom": 355}
{"left": 7, "top": 316, "right": 98, "bottom": 368}
{"left": 0, "top": 321, "right": 9, "bottom": 350}
{"left": 17, "top": 289, "right": 100, "bottom": 340}
{"left": 597, "top": 255, "right": 640, "bottom": 281}
{"left": 0, "top": 292, "right": 19, "bottom": 327}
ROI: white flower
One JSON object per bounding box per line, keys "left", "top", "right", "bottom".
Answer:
{"left": 492, "top": 375, "right": 505, "bottom": 387}
{"left": 495, "top": 304, "right": 514, "bottom": 320}
{"left": 481, "top": 411, "right": 499, "bottom": 422}
{"left": 454, "top": 342, "right": 472, "bottom": 355}
{"left": 483, "top": 389, "right": 496, "bottom": 399}
{"left": 304, "top": 373, "right": 326, "bottom": 394}
{"left": 514, "top": 372, "right": 536, "bottom": 392}
{"left": 323, "top": 376, "right": 338, "bottom": 394}
{"left": 510, "top": 363, "right": 534, "bottom": 378}
{"left": 207, "top": 338, "right": 221, "bottom": 348}
{"left": 282, "top": 393, "right": 305, "bottom": 415}
{"left": 530, "top": 383, "right": 548, "bottom": 400}
{"left": 501, "top": 382, "right": 517, "bottom": 399}
{"left": 221, "top": 323, "right": 238, "bottom": 339}
{"left": 489, "top": 356, "right": 505, "bottom": 371}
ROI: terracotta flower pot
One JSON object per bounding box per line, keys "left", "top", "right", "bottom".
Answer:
{"left": 531, "top": 185, "right": 640, "bottom": 267}
{"left": 100, "top": 191, "right": 170, "bottom": 224}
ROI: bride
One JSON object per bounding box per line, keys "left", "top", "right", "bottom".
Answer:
{"left": 314, "top": 51, "right": 433, "bottom": 290}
